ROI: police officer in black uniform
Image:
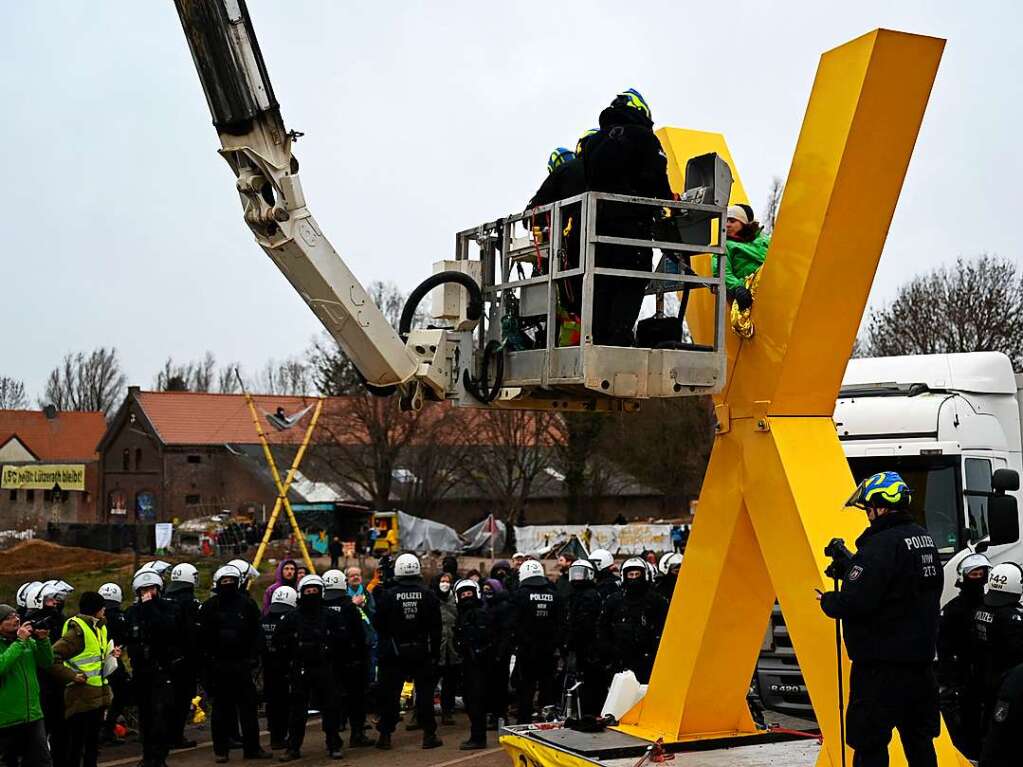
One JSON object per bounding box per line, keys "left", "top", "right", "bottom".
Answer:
{"left": 971, "top": 561, "right": 1023, "bottom": 733}
{"left": 124, "top": 569, "right": 184, "bottom": 767}
{"left": 590, "top": 549, "right": 620, "bottom": 603}
{"left": 321, "top": 569, "right": 371, "bottom": 748}
{"left": 936, "top": 553, "right": 990, "bottom": 757}
{"left": 98, "top": 582, "right": 131, "bottom": 744}
{"left": 600, "top": 558, "right": 668, "bottom": 684}
{"left": 274, "top": 575, "right": 346, "bottom": 761}
{"left": 453, "top": 579, "right": 496, "bottom": 750}
{"left": 165, "top": 563, "right": 201, "bottom": 750}
{"left": 582, "top": 88, "right": 673, "bottom": 347}
{"left": 655, "top": 553, "right": 682, "bottom": 604}
{"left": 562, "top": 559, "right": 608, "bottom": 717}
{"left": 510, "top": 560, "right": 563, "bottom": 724}
{"left": 979, "top": 662, "right": 1023, "bottom": 767}
{"left": 372, "top": 553, "right": 442, "bottom": 750}
{"left": 260, "top": 585, "right": 297, "bottom": 751}
{"left": 198, "top": 564, "right": 269, "bottom": 763}
{"left": 819, "top": 471, "right": 943, "bottom": 767}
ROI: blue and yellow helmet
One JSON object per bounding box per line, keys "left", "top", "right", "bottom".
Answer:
{"left": 846, "top": 471, "right": 912, "bottom": 510}
{"left": 576, "top": 128, "right": 599, "bottom": 156}
{"left": 547, "top": 147, "right": 575, "bottom": 174}
{"left": 614, "top": 88, "right": 651, "bottom": 119}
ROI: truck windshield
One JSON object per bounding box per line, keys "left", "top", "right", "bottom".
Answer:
{"left": 848, "top": 455, "right": 962, "bottom": 556}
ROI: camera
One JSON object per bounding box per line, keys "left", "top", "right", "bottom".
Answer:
{"left": 824, "top": 537, "right": 854, "bottom": 580}
{"left": 23, "top": 609, "right": 56, "bottom": 633}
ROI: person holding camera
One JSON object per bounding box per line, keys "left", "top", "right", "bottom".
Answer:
{"left": 818, "top": 471, "right": 943, "bottom": 767}
{"left": 0, "top": 604, "right": 54, "bottom": 767}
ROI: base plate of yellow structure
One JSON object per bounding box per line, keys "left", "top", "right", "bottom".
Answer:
{"left": 501, "top": 728, "right": 820, "bottom": 767}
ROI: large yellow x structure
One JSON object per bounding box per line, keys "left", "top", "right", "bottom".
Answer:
{"left": 613, "top": 29, "right": 965, "bottom": 767}
{"left": 504, "top": 28, "right": 966, "bottom": 767}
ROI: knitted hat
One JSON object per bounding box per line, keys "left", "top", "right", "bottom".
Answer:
{"left": 0, "top": 604, "right": 15, "bottom": 622}
{"left": 78, "top": 592, "right": 106, "bottom": 617}
{"left": 726, "top": 204, "right": 755, "bottom": 225}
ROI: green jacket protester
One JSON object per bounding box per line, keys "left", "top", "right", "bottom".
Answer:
{"left": 0, "top": 633, "right": 54, "bottom": 728}
{"left": 712, "top": 231, "right": 771, "bottom": 293}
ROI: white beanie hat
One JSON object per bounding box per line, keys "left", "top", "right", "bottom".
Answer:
{"left": 726, "top": 205, "right": 751, "bottom": 225}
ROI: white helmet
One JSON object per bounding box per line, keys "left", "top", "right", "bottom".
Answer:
{"left": 298, "top": 574, "right": 325, "bottom": 592}
{"left": 228, "top": 559, "right": 258, "bottom": 583}
{"left": 394, "top": 553, "right": 421, "bottom": 578}
{"left": 454, "top": 579, "right": 481, "bottom": 602}
{"left": 212, "top": 564, "right": 243, "bottom": 587}
{"left": 589, "top": 549, "right": 614, "bottom": 572}
{"left": 568, "top": 559, "right": 596, "bottom": 582}
{"left": 132, "top": 570, "right": 163, "bottom": 594}
{"left": 957, "top": 553, "right": 991, "bottom": 584}
{"left": 98, "top": 583, "right": 123, "bottom": 604}
{"left": 40, "top": 580, "right": 71, "bottom": 603}
{"left": 137, "top": 560, "right": 172, "bottom": 577}
{"left": 270, "top": 586, "right": 298, "bottom": 613}
{"left": 322, "top": 569, "right": 346, "bottom": 591}
{"left": 645, "top": 561, "right": 659, "bottom": 581}
{"left": 621, "top": 557, "right": 649, "bottom": 581}
{"left": 24, "top": 582, "right": 47, "bottom": 610}
{"left": 170, "top": 563, "right": 199, "bottom": 587}
{"left": 659, "top": 552, "right": 683, "bottom": 576}
{"left": 16, "top": 581, "right": 41, "bottom": 608}
{"left": 519, "top": 560, "right": 545, "bottom": 581}
{"left": 986, "top": 562, "right": 1023, "bottom": 606}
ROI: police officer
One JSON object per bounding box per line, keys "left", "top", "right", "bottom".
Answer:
{"left": 453, "top": 579, "right": 495, "bottom": 750}
{"left": 322, "top": 569, "right": 371, "bottom": 748}
{"left": 600, "top": 558, "right": 668, "bottom": 684}
{"left": 937, "top": 553, "right": 990, "bottom": 757}
{"left": 98, "top": 582, "right": 130, "bottom": 744}
{"left": 124, "top": 569, "right": 183, "bottom": 767}
{"left": 819, "top": 471, "right": 943, "bottom": 767}
{"left": 972, "top": 562, "right": 1023, "bottom": 730}
{"left": 510, "top": 559, "right": 563, "bottom": 724}
{"left": 198, "top": 564, "right": 269, "bottom": 763}
{"left": 656, "top": 553, "right": 682, "bottom": 604}
{"left": 261, "top": 586, "right": 297, "bottom": 751}
{"left": 165, "top": 563, "right": 201, "bottom": 750}
{"left": 372, "top": 553, "right": 442, "bottom": 750}
{"left": 978, "top": 662, "right": 1023, "bottom": 766}
{"left": 589, "top": 549, "right": 620, "bottom": 601}
{"left": 28, "top": 580, "right": 72, "bottom": 767}
{"left": 582, "top": 89, "right": 673, "bottom": 346}
{"left": 562, "top": 559, "right": 608, "bottom": 717}
{"left": 274, "top": 575, "right": 345, "bottom": 761}
{"left": 15, "top": 581, "right": 41, "bottom": 620}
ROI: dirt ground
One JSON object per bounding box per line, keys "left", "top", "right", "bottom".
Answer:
{"left": 96, "top": 712, "right": 511, "bottom": 767}
{"left": 0, "top": 539, "right": 133, "bottom": 578}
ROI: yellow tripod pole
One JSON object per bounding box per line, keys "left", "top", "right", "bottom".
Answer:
{"left": 237, "top": 374, "right": 320, "bottom": 574}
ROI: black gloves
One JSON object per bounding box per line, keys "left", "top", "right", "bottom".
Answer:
{"left": 734, "top": 286, "right": 754, "bottom": 311}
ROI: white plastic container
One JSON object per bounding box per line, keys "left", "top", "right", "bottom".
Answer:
{"left": 601, "top": 670, "right": 648, "bottom": 720}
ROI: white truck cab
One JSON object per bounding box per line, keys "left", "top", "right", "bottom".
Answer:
{"left": 835, "top": 352, "right": 1022, "bottom": 603}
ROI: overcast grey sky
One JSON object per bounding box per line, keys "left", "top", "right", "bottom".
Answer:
{"left": 2, "top": 1, "right": 1020, "bottom": 400}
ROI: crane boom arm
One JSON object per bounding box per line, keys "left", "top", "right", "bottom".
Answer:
{"left": 173, "top": 0, "right": 418, "bottom": 388}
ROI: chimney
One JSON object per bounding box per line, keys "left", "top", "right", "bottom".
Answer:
{"left": 43, "top": 404, "right": 57, "bottom": 420}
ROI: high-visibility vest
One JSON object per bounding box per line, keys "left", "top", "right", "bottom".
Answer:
{"left": 62, "top": 616, "right": 108, "bottom": 688}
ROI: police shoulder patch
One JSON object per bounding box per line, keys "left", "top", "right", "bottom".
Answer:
{"left": 993, "top": 701, "right": 1010, "bottom": 723}
{"left": 847, "top": 565, "right": 864, "bottom": 582}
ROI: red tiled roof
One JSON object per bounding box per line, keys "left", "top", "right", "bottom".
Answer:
{"left": 0, "top": 410, "right": 106, "bottom": 461}
{"left": 131, "top": 390, "right": 564, "bottom": 448}
{"left": 134, "top": 391, "right": 323, "bottom": 446}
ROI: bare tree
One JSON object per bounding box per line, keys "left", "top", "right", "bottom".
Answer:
{"left": 312, "top": 396, "right": 436, "bottom": 510}
{"left": 0, "top": 376, "right": 29, "bottom": 409}
{"left": 763, "top": 176, "right": 784, "bottom": 234}
{"left": 460, "top": 409, "right": 563, "bottom": 529}
{"left": 397, "top": 413, "right": 472, "bottom": 518}
{"left": 257, "top": 358, "right": 313, "bottom": 395}
{"left": 40, "top": 348, "right": 127, "bottom": 416}
{"left": 863, "top": 254, "right": 1023, "bottom": 367}
{"left": 154, "top": 351, "right": 218, "bottom": 392}
{"left": 217, "top": 364, "right": 242, "bottom": 394}
{"left": 307, "top": 333, "right": 362, "bottom": 396}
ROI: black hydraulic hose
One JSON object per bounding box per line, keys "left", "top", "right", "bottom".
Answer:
{"left": 463, "top": 339, "right": 505, "bottom": 404}
{"left": 399, "top": 271, "right": 483, "bottom": 342}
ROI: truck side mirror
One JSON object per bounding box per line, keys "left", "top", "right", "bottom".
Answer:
{"left": 987, "top": 491, "right": 1020, "bottom": 547}
{"left": 992, "top": 468, "right": 1020, "bottom": 493}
